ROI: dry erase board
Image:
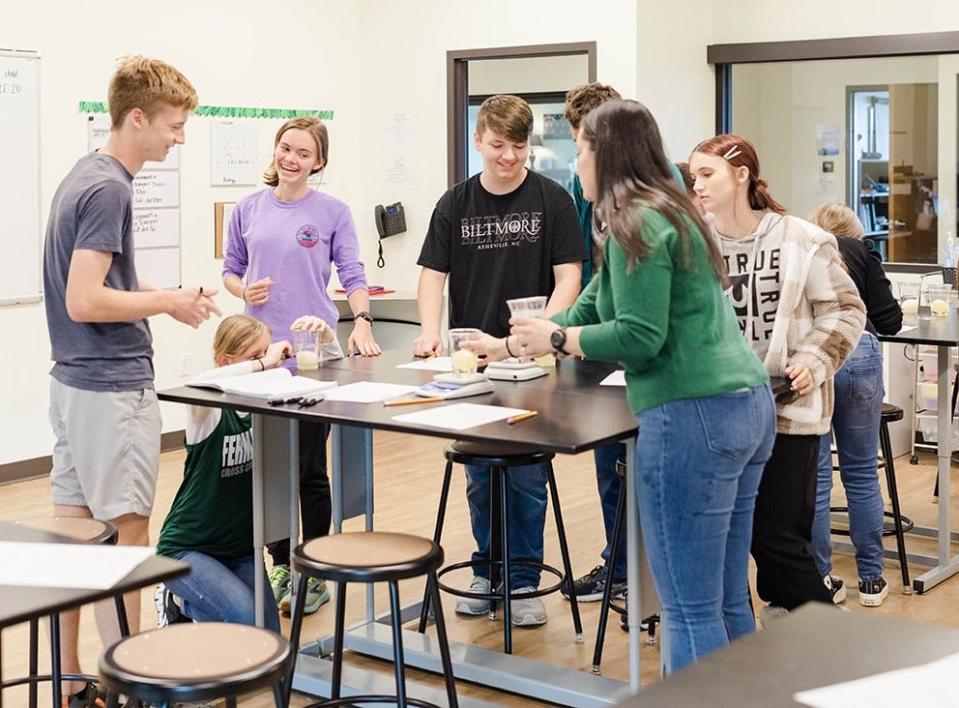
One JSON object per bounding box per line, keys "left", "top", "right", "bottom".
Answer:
{"left": 0, "top": 49, "right": 41, "bottom": 306}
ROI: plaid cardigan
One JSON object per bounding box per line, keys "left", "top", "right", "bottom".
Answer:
{"left": 761, "top": 215, "right": 866, "bottom": 435}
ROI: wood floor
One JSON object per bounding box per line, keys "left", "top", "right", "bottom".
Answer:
{"left": 3, "top": 432, "right": 959, "bottom": 707}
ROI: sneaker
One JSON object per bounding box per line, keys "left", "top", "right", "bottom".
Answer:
{"left": 279, "top": 576, "right": 331, "bottom": 615}
{"left": 824, "top": 574, "right": 847, "bottom": 604}
{"left": 858, "top": 576, "right": 889, "bottom": 607}
{"left": 562, "top": 564, "right": 626, "bottom": 603}
{"left": 154, "top": 584, "right": 188, "bottom": 628}
{"left": 510, "top": 587, "right": 548, "bottom": 626}
{"left": 455, "top": 576, "right": 492, "bottom": 616}
{"left": 269, "top": 564, "right": 292, "bottom": 605}
{"left": 759, "top": 605, "right": 789, "bottom": 628}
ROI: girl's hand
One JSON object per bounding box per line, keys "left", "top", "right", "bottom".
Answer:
{"left": 348, "top": 319, "right": 382, "bottom": 357}
{"left": 290, "top": 315, "right": 334, "bottom": 344}
{"left": 262, "top": 340, "right": 292, "bottom": 368}
{"left": 785, "top": 364, "right": 814, "bottom": 396}
{"left": 461, "top": 332, "right": 509, "bottom": 362}
{"left": 509, "top": 317, "right": 561, "bottom": 358}
{"left": 243, "top": 277, "right": 273, "bottom": 306}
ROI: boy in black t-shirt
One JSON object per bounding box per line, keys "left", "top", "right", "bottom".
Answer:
{"left": 414, "top": 95, "right": 584, "bottom": 625}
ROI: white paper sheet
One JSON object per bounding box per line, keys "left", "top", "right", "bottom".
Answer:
{"left": 600, "top": 370, "right": 626, "bottom": 386}
{"left": 794, "top": 652, "right": 959, "bottom": 708}
{"left": 393, "top": 403, "right": 527, "bottom": 431}
{"left": 323, "top": 381, "right": 419, "bottom": 403}
{"left": 897, "top": 325, "right": 917, "bottom": 335}
{"left": 396, "top": 357, "right": 453, "bottom": 372}
{"left": 0, "top": 542, "right": 156, "bottom": 589}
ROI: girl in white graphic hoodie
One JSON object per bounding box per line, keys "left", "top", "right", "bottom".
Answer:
{"left": 689, "top": 135, "right": 865, "bottom": 623}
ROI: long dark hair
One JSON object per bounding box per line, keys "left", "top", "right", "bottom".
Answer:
{"left": 581, "top": 100, "right": 726, "bottom": 282}
{"left": 690, "top": 134, "right": 786, "bottom": 214}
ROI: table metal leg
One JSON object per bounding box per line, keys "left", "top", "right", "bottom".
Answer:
{"left": 625, "top": 436, "right": 640, "bottom": 691}
{"left": 252, "top": 415, "right": 266, "bottom": 628}
{"left": 913, "top": 345, "right": 959, "bottom": 593}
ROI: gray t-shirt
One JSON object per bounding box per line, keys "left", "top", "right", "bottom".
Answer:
{"left": 716, "top": 212, "right": 784, "bottom": 364}
{"left": 43, "top": 153, "right": 154, "bottom": 391}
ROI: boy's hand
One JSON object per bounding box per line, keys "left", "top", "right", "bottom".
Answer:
{"left": 168, "top": 288, "right": 221, "bottom": 328}
{"left": 413, "top": 331, "right": 443, "bottom": 357}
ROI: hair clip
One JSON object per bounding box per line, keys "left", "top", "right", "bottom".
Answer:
{"left": 722, "top": 146, "right": 742, "bottom": 161}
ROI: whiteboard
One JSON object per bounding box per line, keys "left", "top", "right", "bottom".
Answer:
{"left": 0, "top": 50, "right": 41, "bottom": 306}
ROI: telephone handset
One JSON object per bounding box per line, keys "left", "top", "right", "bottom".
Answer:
{"left": 374, "top": 202, "right": 407, "bottom": 268}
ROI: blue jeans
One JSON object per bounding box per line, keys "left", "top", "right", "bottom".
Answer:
{"left": 813, "top": 333, "right": 885, "bottom": 582}
{"left": 636, "top": 383, "right": 776, "bottom": 673}
{"left": 465, "top": 462, "right": 549, "bottom": 588}
{"left": 594, "top": 442, "right": 627, "bottom": 583}
{"left": 166, "top": 551, "right": 280, "bottom": 632}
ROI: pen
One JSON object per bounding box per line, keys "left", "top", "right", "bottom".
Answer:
{"left": 267, "top": 396, "right": 303, "bottom": 406}
{"left": 383, "top": 396, "right": 444, "bottom": 407}
{"left": 507, "top": 410, "right": 538, "bottom": 425}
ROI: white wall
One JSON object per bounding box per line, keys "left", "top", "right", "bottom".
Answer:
{"left": 636, "top": 0, "right": 716, "bottom": 161}
{"left": 0, "top": 0, "right": 363, "bottom": 464}
{"left": 468, "top": 55, "right": 590, "bottom": 95}
{"left": 354, "top": 0, "right": 639, "bottom": 296}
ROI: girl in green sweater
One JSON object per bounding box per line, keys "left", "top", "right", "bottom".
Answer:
{"left": 466, "top": 100, "right": 776, "bottom": 672}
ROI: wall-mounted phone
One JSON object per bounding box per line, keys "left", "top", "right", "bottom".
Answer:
{"left": 374, "top": 202, "right": 406, "bottom": 268}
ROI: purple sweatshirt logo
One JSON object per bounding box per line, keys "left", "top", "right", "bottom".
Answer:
{"left": 295, "top": 224, "right": 320, "bottom": 248}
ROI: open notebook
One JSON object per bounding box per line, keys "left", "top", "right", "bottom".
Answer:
{"left": 186, "top": 368, "right": 337, "bottom": 400}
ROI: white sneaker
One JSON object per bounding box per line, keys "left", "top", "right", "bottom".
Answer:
{"left": 759, "top": 605, "right": 789, "bottom": 629}
{"left": 455, "top": 576, "right": 492, "bottom": 616}
{"left": 510, "top": 587, "right": 548, "bottom": 626}
{"left": 824, "top": 574, "right": 847, "bottom": 604}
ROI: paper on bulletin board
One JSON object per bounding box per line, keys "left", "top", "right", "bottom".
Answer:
{"left": 210, "top": 119, "right": 260, "bottom": 186}
{"left": 133, "top": 171, "right": 180, "bottom": 208}
{"left": 133, "top": 209, "right": 180, "bottom": 249}
{"left": 815, "top": 123, "right": 840, "bottom": 156}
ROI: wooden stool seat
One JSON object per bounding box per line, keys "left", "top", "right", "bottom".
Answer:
{"left": 287, "top": 533, "right": 458, "bottom": 707}
{"left": 445, "top": 440, "right": 553, "bottom": 468}
{"left": 299, "top": 532, "right": 442, "bottom": 582}
{"left": 100, "top": 623, "right": 290, "bottom": 705}
{"left": 14, "top": 516, "right": 117, "bottom": 544}
{"left": 881, "top": 403, "right": 904, "bottom": 423}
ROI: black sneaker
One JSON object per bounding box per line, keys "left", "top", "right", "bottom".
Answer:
{"left": 858, "top": 576, "right": 888, "bottom": 607}
{"left": 154, "top": 583, "right": 189, "bottom": 627}
{"left": 563, "top": 564, "right": 626, "bottom": 602}
{"left": 824, "top": 574, "right": 847, "bottom": 604}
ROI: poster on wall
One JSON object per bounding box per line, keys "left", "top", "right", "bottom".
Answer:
{"left": 210, "top": 119, "right": 259, "bottom": 186}
{"left": 815, "top": 123, "right": 841, "bottom": 156}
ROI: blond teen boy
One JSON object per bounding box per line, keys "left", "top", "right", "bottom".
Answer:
{"left": 414, "top": 95, "right": 584, "bottom": 625}
{"left": 42, "top": 55, "right": 217, "bottom": 704}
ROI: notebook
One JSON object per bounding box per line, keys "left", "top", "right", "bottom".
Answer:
{"left": 186, "top": 368, "right": 337, "bottom": 400}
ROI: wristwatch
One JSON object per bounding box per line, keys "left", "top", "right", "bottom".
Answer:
{"left": 354, "top": 311, "right": 373, "bottom": 325}
{"left": 550, "top": 327, "right": 570, "bottom": 357}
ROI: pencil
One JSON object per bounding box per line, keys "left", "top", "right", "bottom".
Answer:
{"left": 507, "top": 410, "right": 538, "bottom": 425}
{"left": 384, "top": 396, "right": 444, "bottom": 407}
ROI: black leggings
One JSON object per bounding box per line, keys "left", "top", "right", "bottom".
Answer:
{"left": 266, "top": 420, "right": 331, "bottom": 567}
{"left": 751, "top": 433, "right": 833, "bottom": 610}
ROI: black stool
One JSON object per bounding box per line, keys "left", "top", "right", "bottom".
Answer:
{"left": 418, "top": 440, "right": 582, "bottom": 655}
{"left": 0, "top": 517, "right": 127, "bottom": 708}
{"left": 99, "top": 623, "right": 290, "bottom": 707}
{"left": 829, "top": 402, "right": 912, "bottom": 592}
{"left": 593, "top": 460, "right": 658, "bottom": 675}
{"left": 287, "top": 532, "right": 458, "bottom": 707}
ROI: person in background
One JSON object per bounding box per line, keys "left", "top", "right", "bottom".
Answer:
{"left": 810, "top": 202, "right": 902, "bottom": 607}
{"left": 467, "top": 100, "right": 776, "bottom": 672}
{"left": 157, "top": 314, "right": 341, "bottom": 631}
{"left": 560, "top": 82, "right": 688, "bottom": 604}
{"left": 414, "top": 94, "right": 584, "bottom": 625}
{"left": 222, "top": 116, "right": 379, "bottom": 616}
{"left": 42, "top": 55, "right": 214, "bottom": 706}
{"left": 689, "top": 135, "right": 866, "bottom": 624}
